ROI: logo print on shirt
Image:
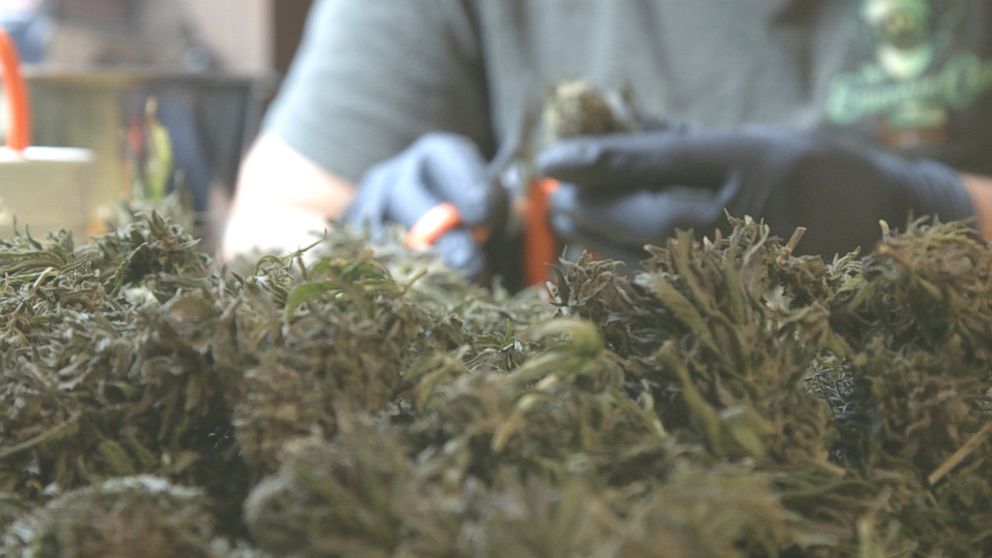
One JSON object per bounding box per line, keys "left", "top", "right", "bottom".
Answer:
{"left": 825, "top": 0, "right": 989, "bottom": 147}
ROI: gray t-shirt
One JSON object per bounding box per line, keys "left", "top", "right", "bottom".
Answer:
{"left": 266, "top": 0, "right": 992, "bottom": 182}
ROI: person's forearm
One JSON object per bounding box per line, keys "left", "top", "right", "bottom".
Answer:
{"left": 222, "top": 132, "right": 357, "bottom": 260}
{"left": 960, "top": 173, "right": 992, "bottom": 239}
{"left": 234, "top": 132, "right": 356, "bottom": 218}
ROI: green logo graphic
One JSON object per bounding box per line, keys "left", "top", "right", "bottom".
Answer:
{"left": 826, "top": 0, "right": 987, "bottom": 129}
{"left": 864, "top": 0, "right": 934, "bottom": 80}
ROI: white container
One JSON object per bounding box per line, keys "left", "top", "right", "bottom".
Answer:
{"left": 0, "top": 146, "right": 95, "bottom": 240}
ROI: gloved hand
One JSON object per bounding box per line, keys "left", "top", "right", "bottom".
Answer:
{"left": 538, "top": 125, "right": 974, "bottom": 263}
{"left": 346, "top": 133, "right": 506, "bottom": 278}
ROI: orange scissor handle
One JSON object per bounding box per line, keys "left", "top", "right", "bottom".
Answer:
{"left": 405, "top": 202, "right": 492, "bottom": 251}
{"left": 0, "top": 29, "right": 31, "bottom": 151}
{"left": 405, "top": 202, "right": 463, "bottom": 250}
{"left": 523, "top": 177, "right": 560, "bottom": 286}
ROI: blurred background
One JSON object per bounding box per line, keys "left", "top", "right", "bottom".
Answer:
{"left": 0, "top": 0, "right": 314, "bottom": 249}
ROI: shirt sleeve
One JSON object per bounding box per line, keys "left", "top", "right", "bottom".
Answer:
{"left": 263, "top": 0, "right": 492, "bottom": 183}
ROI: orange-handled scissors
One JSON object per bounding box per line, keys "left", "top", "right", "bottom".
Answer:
{"left": 403, "top": 103, "right": 560, "bottom": 287}
{"left": 0, "top": 28, "right": 31, "bottom": 152}
{"left": 404, "top": 177, "right": 559, "bottom": 287}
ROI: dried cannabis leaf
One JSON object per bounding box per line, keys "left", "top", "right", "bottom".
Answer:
{"left": 3, "top": 212, "right": 992, "bottom": 557}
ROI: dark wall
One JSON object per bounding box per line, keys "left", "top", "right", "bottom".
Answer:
{"left": 274, "top": 0, "right": 314, "bottom": 76}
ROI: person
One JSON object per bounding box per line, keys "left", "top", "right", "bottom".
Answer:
{"left": 223, "top": 0, "right": 992, "bottom": 281}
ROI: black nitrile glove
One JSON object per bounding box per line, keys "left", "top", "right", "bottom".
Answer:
{"left": 346, "top": 133, "right": 506, "bottom": 278}
{"left": 538, "top": 125, "right": 974, "bottom": 263}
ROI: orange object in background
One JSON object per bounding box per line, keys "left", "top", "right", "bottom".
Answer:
{"left": 0, "top": 28, "right": 95, "bottom": 241}
{"left": 0, "top": 29, "right": 31, "bottom": 151}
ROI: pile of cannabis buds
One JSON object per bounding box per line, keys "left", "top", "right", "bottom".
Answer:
{"left": 0, "top": 205, "right": 988, "bottom": 557}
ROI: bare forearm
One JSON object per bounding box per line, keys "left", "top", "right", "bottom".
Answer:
{"left": 960, "top": 173, "right": 992, "bottom": 239}
{"left": 222, "top": 133, "right": 357, "bottom": 260}
{"left": 233, "top": 132, "right": 356, "bottom": 217}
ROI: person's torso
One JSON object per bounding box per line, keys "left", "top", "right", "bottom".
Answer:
{"left": 474, "top": 0, "right": 992, "bottom": 174}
